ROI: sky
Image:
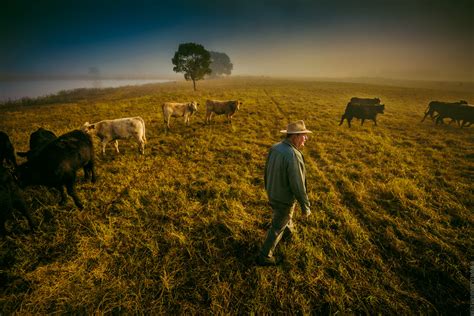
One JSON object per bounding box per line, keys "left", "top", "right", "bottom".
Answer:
{"left": 1, "top": 0, "right": 473, "bottom": 81}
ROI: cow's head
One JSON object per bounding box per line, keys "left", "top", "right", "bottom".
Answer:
{"left": 189, "top": 101, "right": 198, "bottom": 113}
{"left": 81, "top": 122, "right": 96, "bottom": 134}
{"left": 377, "top": 104, "right": 385, "bottom": 114}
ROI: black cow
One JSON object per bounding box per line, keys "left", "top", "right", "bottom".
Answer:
{"left": 0, "top": 165, "right": 35, "bottom": 235}
{"left": 0, "top": 131, "right": 17, "bottom": 167}
{"left": 339, "top": 103, "right": 385, "bottom": 127}
{"left": 350, "top": 97, "right": 381, "bottom": 106}
{"left": 16, "top": 130, "right": 96, "bottom": 209}
{"left": 17, "top": 128, "right": 57, "bottom": 161}
{"left": 421, "top": 100, "right": 467, "bottom": 123}
{"left": 435, "top": 104, "right": 474, "bottom": 127}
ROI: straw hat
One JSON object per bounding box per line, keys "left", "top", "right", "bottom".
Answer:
{"left": 280, "top": 120, "right": 313, "bottom": 134}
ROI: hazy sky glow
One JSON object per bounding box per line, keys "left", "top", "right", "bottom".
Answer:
{"left": 1, "top": 0, "right": 472, "bottom": 81}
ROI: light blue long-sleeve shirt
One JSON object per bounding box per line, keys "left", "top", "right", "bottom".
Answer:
{"left": 264, "top": 138, "right": 310, "bottom": 214}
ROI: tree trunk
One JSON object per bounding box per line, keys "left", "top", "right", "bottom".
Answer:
{"left": 193, "top": 79, "right": 196, "bottom": 91}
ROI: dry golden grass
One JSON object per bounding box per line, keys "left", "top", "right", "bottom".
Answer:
{"left": 0, "top": 77, "right": 472, "bottom": 314}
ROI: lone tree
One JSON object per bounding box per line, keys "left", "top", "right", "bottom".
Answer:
{"left": 172, "top": 43, "right": 212, "bottom": 91}
{"left": 209, "top": 51, "right": 233, "bottom": 78}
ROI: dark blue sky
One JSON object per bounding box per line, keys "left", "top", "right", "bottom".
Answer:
{"left": 1, "top": 0, "right": 472, "bottom": 80}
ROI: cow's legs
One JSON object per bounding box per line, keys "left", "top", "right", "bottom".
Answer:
{"left": 347, "top": 117, "right": 352, "bottom": 128}
{"left": 62, "top": 173, "right": 83, "bottom": 209}
{"left": 373, "top": 118, "right": 377, "bottom": 126}
{"left": 139, "top": 139, "right": 145, "bottom": 155}
{"left": 83, "top": 165, "right": 90, "bottom": 181}
{"left": 361, "top": 119, "right": 365, "bottom": 126}
{"left": 13, "top": 197, "right": 35, "bottom": 231}
{"left": 58, "top": 185, "right": 69, "bottom": 205}
{"left": 339, "top": 115, "right": 345, "bottom": 126}
{"left": 84, "top": 160, "right": 96, "bottom": 183}
{"left": 0, "top": 200, "right": 12, "bottom": 235}
{"left": 206, "top": 111, "right": 212, "bottom": 124}
{"left": 101, "top": 141, "right": 107, "bottom": 155}
{"left": 66, "top": 182, "right": 83, "bottom": 209}
{"left": 113, "top": 140, "right": 120, "bottom": 153}
{"left": 185, "top": 114, "right": 190, "bottom": 126}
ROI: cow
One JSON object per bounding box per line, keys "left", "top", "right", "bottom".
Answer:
{"left": 162, "top": 101, "right": 198, "bottom": 129}
{"left": 421, "top": 100, "right": 467, "bottom": 123}
{"left": 82, "top": 117, "right": 146, "bottom": 155}
{"left": 339, "top": 103, "right": 385, "bottom": 127}
{"left": 435, "top": 104, "right": 474, "bottom": 127}
{"left": 205, "top": 100, "right": 242, "bottom": 124}
{"left": 15, "top": 130, "right": 96, "bottom": 209}
{"left": 0, "top": 165, "right": 35, "bottom": 235}
{"left": 350, "top": 97, "right": 381, "bottom": 106}
{"left": 0, "top": 131, "right": 17, "bottom": 167}
{"left": 17, "top": 128, "right": 57, "bottom": 161}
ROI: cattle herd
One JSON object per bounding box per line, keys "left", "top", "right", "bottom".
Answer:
{"left": 0, "top": 97, "right": 472, "bottom": 234}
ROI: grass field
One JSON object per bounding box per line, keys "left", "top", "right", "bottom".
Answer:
{"left": 0, "top": 77, "right": 473, "bottom": 314}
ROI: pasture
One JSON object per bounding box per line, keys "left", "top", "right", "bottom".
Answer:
{"left": 0, "top": 77, "right": 472, "bottom": 314}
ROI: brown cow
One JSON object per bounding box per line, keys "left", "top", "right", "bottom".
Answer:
{"left": 162, "top": 101, "right": 198, "bottom": 129}
{"left": 205, "top": 100, "right": 242, "bottom": 124}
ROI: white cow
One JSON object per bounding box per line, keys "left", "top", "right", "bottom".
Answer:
{"left": 162, "top": 101, "right": 198, "bottom": 129}
{"left": 82, "top": 117, "right": 146, "bottom": 155}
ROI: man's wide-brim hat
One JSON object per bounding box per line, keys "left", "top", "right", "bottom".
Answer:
{"left": 280, "top": 120, "right": 313, "bottom": 134}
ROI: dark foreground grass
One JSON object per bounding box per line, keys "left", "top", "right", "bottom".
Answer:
{"left": 0, "top": 77, "right": 473, "bottom": 314}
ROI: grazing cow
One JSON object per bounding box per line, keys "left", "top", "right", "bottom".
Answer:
{"left": 421, "top": 100, "right": 467, "bottom": 124}
{"left": 205, "top": 100, "right": 242, "bottom": 124}
{"left": 350, "top": 97, "right": 381, "bottom": 106}
{"left": 162, "top": 101, "right": 199, "bottom": 129}
{"left": 17, "top": 128, "right": 57, "bottom": 161}
{"left": 0, "top": 131, "right": 17, "bottom": 167}
{"left": 339, "top": 103, "right": 385, "bottom": 127}
{"left": 82, "top": 117, "right": 146, "bottom": 155}
{"left": 16, "top": 130, "right": 96, "bottom": 209}
{"left": 0, "top": 165, "right": 35, "bottom": 235}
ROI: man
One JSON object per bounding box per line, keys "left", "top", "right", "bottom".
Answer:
{"left": 257, "top": 120, "right": 312, "bottom": 266}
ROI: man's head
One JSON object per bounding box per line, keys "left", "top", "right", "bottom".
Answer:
{"left": 280, "top": 120, "right": 312, "bottom": 149}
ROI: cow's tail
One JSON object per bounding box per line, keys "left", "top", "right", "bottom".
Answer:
{"left": 339, "top": 114, "right": 345, "bottom": 126}
{"left": 142, "top": 120, "right": 147, "bottom": 144}
{"left": 421, "top": 103, "right": 432, "bottom": 122}
{"left": 136, "top": 116, "right": 147, "bottom": 143}
{"left": 421, "top": 105, "right": 430, "bottom": 122}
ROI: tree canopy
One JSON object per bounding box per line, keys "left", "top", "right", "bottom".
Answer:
{"left": 209, "top": 51, "right": 233, "bottom": 78}
{"left": 172, "top": 43, "right": 211, "bottom": 91}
